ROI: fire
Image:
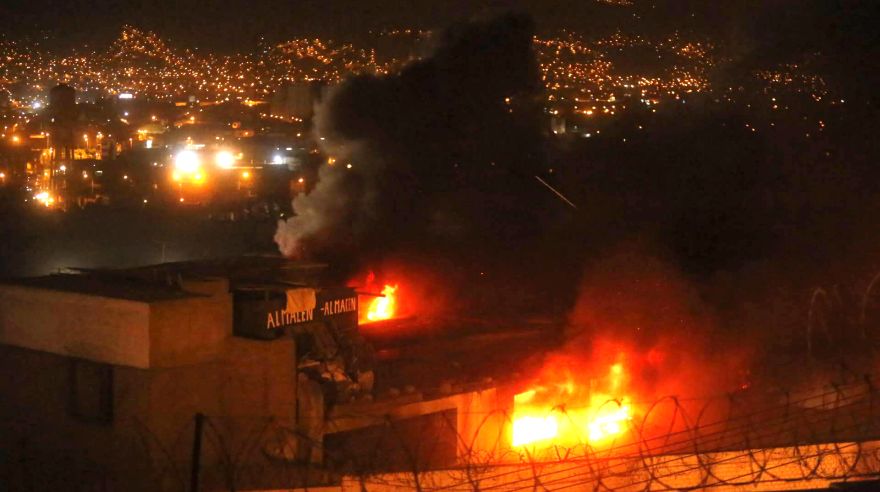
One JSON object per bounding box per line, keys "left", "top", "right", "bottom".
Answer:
{"left": 512, "top": 362, "right": 634, "bottom": 448}
{"left": 512, "top": 390, "right": 560, "bottom": 446}
{"left": 33, "top": 191, "right": 55, "bottom": 207}
{"left": 587, "top": 400, "right": 632, "bottom": 442}
{"left": 512, "top": 415, "right": 558, "bottom": 446}
{"left": 365, "top": 284, "right": 398, "bottom": 322}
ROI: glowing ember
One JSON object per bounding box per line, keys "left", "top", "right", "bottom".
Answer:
{"left": 512, "top": 362, "right": 634, "bottom": 448}
{"left": 365, "top": 284, "right": 398, "bottom": 322}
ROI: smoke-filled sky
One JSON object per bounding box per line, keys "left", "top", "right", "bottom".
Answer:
{"left": 276, "top": 13, "right": 552, "bottom": 275}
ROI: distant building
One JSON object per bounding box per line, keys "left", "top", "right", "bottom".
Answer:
{"left": 48, "top": 84, "right": 78, "bottom": 162}
{"left": 271, "top": 81, "right": 328, "bottom": 121}
{"left": 48, "top": 84, "right": 77, "bottom": 121}
{"left": 550, "top": 115, "right": 566, "bottom": 135}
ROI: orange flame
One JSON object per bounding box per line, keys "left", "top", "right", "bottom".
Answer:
{"left": 365, "top": 284, "right": 398, "bottom": 322}
{"left": 512, "top": 362, "right": 634, "bottom": 448}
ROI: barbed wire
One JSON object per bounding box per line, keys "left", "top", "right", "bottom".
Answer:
{"left": 4, "top": 373, "right": 880, "bottom": 491}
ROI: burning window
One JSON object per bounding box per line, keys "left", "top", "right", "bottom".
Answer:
{"left": 363, "top": 284, "right": 398, "bottom": 323}
{"left": 511, "top": 362, "right": 633, "bottom": 448}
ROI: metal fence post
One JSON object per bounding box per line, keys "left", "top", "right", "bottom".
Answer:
{"left": 190, "top": 412, "right": 205, "bottom": 492}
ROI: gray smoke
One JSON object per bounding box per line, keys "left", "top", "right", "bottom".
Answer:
{"left": 274, "top": 13, "right": 545, "bottom": 271}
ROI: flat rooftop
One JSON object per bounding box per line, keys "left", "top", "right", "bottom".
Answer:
{"left": 0, "top": 255, "right": 333, "bottom": 302}
{"left": 118, "top": 255, "right": 331, "bottom": 286}
{"left": 2, "top": 273, "right": 198, "bottom": 302}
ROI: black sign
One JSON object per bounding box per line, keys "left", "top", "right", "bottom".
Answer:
{"left": 233, "top": 286, "right": 358, "bottom": 340}
{"left": 265, "top": 294, "right": 357, "bottom": 329}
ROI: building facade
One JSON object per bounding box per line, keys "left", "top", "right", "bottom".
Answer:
{"left": 0, "top": 258, "right": 514, "bottom": 491}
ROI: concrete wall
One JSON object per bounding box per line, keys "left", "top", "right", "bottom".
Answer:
{"left": 0, "top": 285, "right": 151, "bottom": 368}
{"left": 0, "top": 335, "right": 299, "bottom": 491}
{"left": 0, "top": 279, "right": 233, "bottom": 370}
{"left": 454, "top": 389, "right": 508, "bottom": 457}
{"left": 148, "top": 293, "right": 232, "bottom": 368}
{"left": 327, "top": 388, "right": 506, "bottom": 461}
{"left": 0, "top": 279, "right": 302, "bottom": 490}
{"left": 142, "top": 336, "right": 297, "bottom": 436}
{"left": 0, "top": 343, "right": 156, "bottom": 491}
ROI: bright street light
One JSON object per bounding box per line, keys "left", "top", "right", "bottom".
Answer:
{"left": 215, "top": 150, "right": 235, "bottom": 169}
{"left": 174, "top": 150, "right": 201, "bottom": 173}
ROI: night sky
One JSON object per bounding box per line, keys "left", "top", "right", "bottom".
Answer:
{"left": 3, "top": 0, "right": 875, "bottom": 56}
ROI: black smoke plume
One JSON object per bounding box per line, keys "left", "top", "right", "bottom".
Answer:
{"left": 275, "top": 13, "right": 548, "bottom": 274}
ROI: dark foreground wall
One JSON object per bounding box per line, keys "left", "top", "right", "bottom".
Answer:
{"left": 0, "top": 335, "right": 298, "bottom": 491}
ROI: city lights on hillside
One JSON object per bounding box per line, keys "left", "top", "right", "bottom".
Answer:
{"left": 0, "top": 25, "right": 829, "bottom": 116}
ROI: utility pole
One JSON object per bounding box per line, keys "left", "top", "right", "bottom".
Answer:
{"left": 190, "top": 412, "right": 205, "bottom": 492}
